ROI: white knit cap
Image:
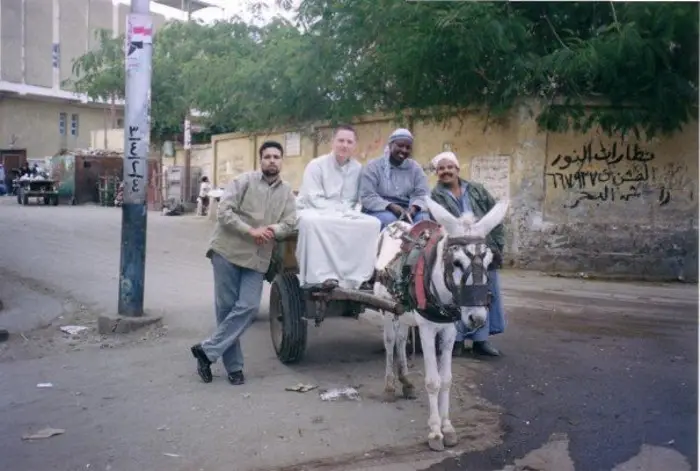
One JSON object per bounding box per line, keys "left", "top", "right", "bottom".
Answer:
{"left": 431, "top": 151, "right": 460, "bottom": 170}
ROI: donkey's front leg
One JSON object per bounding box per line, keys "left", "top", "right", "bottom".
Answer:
{"left": 438, "top": 324, "right": 458, "bottom": 447}
{"left": 395, "top": 320, "right": 416, "bottom": 399}
{"left": 382, "top": 313, "right": 398, "bottom": 402}
{"left": 418, "top": 322, "right": 444, "bottom": 451}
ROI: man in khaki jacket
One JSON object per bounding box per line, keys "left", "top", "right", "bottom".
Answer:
{"left": 191, "top": 141, "right": 297, "bottom": 385}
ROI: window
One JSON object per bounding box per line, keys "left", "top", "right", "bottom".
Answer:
{"left": 70, "top": 113, "right": 79, "bottom": 137}
{"left": 59, "top": 112, "right": 67, "bottom": 136}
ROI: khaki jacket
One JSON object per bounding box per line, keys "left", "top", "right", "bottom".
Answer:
{"left": 209, "top": 171, "right": 297, "bottom": 273}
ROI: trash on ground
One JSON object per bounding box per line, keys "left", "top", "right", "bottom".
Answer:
{"left": 36, "top": 383, "right": 53, "bottom": 388}
{"left": 319, "top": 387, "right": 360, "bottom": 401}
{"left": 285, "top": 383, "right": 318, "bottom": 393}
{"left": 22, "top": 427, "right": 65, "bottom": 440}
{"left": 60, "top": 325, "right": 89, "bottom": 335}
{"left": 163, "top": 453, "right": 180, "bottom": 458}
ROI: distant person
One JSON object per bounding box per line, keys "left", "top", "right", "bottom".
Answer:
{"left": 190, "top": 141, "right": 297, "bottom": 386}
{"left": 19, "top": 162, "right": 30, "bottom": 177}
{"left": 197, "top": 176, "right": 212, "bottom": 216}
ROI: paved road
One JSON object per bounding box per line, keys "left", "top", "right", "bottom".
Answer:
{"left": 426, "top": 273, "right": 698, "bottom": 470}
{"left": 0, "top": 199, "right": 696, "bottom": 470}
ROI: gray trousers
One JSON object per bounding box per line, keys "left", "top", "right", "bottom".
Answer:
{"left": 201, "top": 251, "right": 264, "bottom": 373}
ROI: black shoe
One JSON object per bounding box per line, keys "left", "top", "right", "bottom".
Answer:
{"left": 473, "top": 341, "right": 500, "bottom": 357}
{"left": 227, "top": 371, "right": 245, "bottom": 385}
{"left": 190, "top": 344, "right": 213, "bottom": 383}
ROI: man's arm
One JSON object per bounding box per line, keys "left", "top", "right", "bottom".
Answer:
{"left": 359, "top": 162, "right": 391, "bottom": 212}
{"left": 298, "top": 160, "right": 333, "bottom": 210}
{"left": 269, "top": 188, "right": 298, "bottom": 239}
{"left": 408, "top": 164, "right": 430, "bottom": 211}
{"left": 217, "top": 173, "right": 253, "bottom": 235}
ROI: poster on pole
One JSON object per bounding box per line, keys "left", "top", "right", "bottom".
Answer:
{"left": 123, "top": 13, "right": 153, "bottom": 205}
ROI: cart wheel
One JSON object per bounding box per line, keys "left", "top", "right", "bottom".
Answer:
{"left": 51, "top": 196, "right": 59, "bottom": 206}
{"left": 22, "top": 192, "right": 29, "bottom": 205}
{"left": 43, "top": 196, "right": 50, "bottom": 205}
{"left": 269, "top": 273, "right": 308, "bottom": 364}
{"left": 16, "top": 191, "right": 22, "bottom": 204}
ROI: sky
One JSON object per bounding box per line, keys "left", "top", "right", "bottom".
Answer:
{"left": 115, "top": 0, "right": 298, "bottom": 24}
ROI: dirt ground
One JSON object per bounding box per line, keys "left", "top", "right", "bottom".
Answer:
{"left": 0, "top": 199, "right": 695, "bottom": 471}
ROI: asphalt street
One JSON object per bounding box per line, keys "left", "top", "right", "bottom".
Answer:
{"left": 425, "top": 277, "right": 698, "bottom": 471}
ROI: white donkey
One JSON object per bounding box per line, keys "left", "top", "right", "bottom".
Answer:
{"left": 373, "top": 197, "right": 509, "bottom": 451}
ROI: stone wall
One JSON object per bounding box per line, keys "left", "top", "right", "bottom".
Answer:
{"left": 209, "top": 105, "right": 699, "bottom": 281}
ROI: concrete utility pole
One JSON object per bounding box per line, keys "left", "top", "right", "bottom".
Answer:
{"left": 182, "top": 0, "right": 193, "bottom": 208}
{"left": 118, "top": 0, "right": 153, "bottom": 317}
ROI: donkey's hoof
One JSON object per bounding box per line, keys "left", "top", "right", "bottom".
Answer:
{"left": 383, "top": 389, "right": 397, "bottom": 403}
{"left": 428, "top": 434, "right": 445, "bottom": 451}
{"left": 443, "top": 430, "right": 458, "bottom": 447}
{"left": 402, "top": 385, "right": 417, "bottom": 400}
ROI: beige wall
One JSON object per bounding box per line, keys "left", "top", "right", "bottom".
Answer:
{"left": 0, "top": 97, "right": 121, "bottom": 158}
{"left": 208, "top": 107, "right": 698, "bottom": 281}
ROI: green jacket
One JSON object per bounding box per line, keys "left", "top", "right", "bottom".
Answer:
{"left": 430, "top": 179, "right": 505, "bottom": 268}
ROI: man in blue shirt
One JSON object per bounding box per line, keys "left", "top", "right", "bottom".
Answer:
{"left": 359, "top": 128, "right": 431, "bottom": 229}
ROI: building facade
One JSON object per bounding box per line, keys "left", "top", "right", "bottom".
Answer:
{"left": 0, "top": 0, "right": 166, "bottom": 159}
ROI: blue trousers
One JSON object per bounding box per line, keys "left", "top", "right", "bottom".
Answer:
{"left": 455, "top": 270, "right": 506, "bottom": 342}
{"left": 363, "top": 208, "right": 430, "bottom": 230}
{"left": 201, "top": 251, "right": 264, "bottom": 373}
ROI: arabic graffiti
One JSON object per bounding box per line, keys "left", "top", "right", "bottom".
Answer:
{"left": 546, "top": 141, "right": 689, "bottom": 209}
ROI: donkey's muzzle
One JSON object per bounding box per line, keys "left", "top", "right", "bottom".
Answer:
{"left": 458, "top": 284, "right": 491, "bottom": 307}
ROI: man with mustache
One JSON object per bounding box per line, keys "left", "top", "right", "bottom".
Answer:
{"left": 430, "top": 151, "right": 506, "bottom": 357}
{"left": 359, "top": 128, "right": 431, "bottom": 229}
{"left": 191, "top": 141, "right": 297, "bottom": 385}
{"left": 295, "top": 125, "right": 381, "bottom": 289}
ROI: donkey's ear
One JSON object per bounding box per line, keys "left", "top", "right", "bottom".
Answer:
{"left": 472, "top": 200, "right": 509, "bottom": 238}
{"left": 425, "top": 198, "right": 462, "bottom": 235}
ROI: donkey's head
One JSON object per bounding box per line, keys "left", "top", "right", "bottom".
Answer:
{"left": 425, "top": 197, "right": 509, "bottom": 332}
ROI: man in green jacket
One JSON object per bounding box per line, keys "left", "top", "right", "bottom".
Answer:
{"left": 430, "top": 151, "right": 506, "bottom": 357}
{"left": 191, "top": 141, "right": 297, "bottom": 385}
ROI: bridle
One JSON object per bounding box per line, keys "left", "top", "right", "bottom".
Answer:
{"left": 441, "top": 236, "right": 492, "bottom": 309}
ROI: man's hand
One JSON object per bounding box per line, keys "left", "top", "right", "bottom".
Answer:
{"left": 408, "top": 205, "right": 420, "bottom": 217}
{"left": 386, "top": 203, "right": 405, "bottom": 218}
{"left": 248, "top": 226, "right": 275, "bottom": 245}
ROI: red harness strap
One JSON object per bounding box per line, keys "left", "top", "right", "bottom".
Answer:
{"left": 403, "top": 221, "right": 442, "bottom": 310}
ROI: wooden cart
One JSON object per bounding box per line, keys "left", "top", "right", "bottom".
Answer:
{"left": 266, "top": 233, "right": 404, "bottom": 364}
{"left": 16, "top": 180, "right": 59, "bottom": 206}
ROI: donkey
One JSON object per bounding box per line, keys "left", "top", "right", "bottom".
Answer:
{"left": 373, "top": 197, "right": 509, "bottom": 451}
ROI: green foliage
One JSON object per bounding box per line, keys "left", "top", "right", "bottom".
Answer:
{"left": 69, "top": 1, "right": 698, "bottom": 142}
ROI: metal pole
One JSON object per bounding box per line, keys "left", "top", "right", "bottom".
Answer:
{"left": 182, "top": 0, "right": 192, "bottom": 207}
{"left": 118, "top": 0, "right": 153, "bottom": 317}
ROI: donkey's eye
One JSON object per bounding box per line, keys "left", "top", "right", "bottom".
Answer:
{"left": 453, "top": 260, "right": 464, "bottom": 270}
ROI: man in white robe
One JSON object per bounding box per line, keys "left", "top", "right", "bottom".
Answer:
{"left": 296, "top": 125, "right": 381, "bottom": 290}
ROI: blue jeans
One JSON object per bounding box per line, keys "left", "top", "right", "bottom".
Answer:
{"left": 363, "top": 208, "right": 430, "bottom": 230}
{"left": 201, "top": 251, "right": 264, "bottom": 373}
{"left": 455, "top": 270, "right": 506, "bottom": 342}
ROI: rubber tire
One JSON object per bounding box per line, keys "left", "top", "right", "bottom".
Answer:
{"left": 16, "top": 191, "right": 21, "bottom": 204}
{"left": 269, "top": 272, "right": 308, "bottom": 364}
{"left": 22, "top": 192, "right": 29, "bottom": 205}
{"left": 51, "top": 195, "right": 59, "bottom": 206}
{"left": 43, "top": 196, "right": 50, "bottom": 205}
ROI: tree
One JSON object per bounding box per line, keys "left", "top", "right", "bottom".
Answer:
{"left": 296, "top": 0, "right": 699, "bottom": 138}
{"left": 69, "top": 2, "right": 698, "bottom": 141}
